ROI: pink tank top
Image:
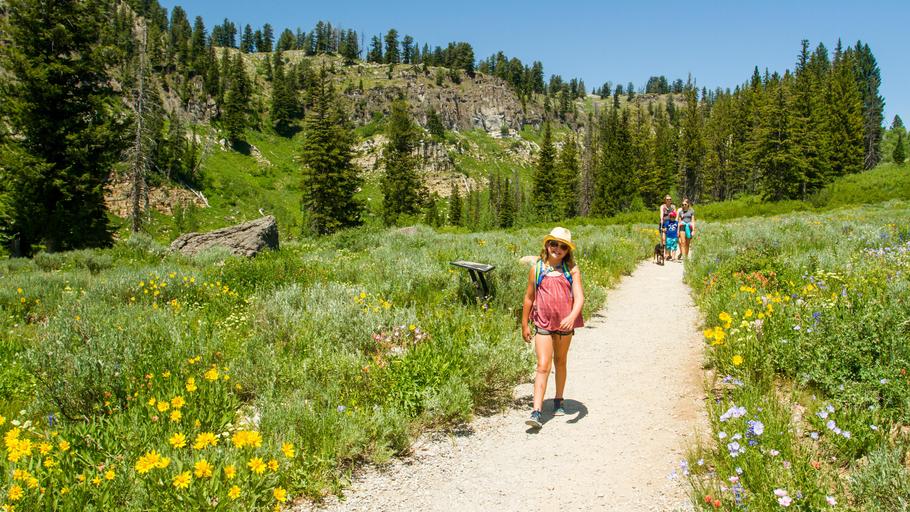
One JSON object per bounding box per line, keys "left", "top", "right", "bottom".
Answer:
{"left": 532, "top": 273, "right": 584, "bottom": 331}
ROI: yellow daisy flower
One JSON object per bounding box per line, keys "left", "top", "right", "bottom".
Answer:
{"left": 172, "top": 471, "right": 192, "bottom": 489}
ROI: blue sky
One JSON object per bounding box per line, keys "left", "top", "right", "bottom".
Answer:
{"left": 162, "top": 0, "right": 909, "bottom": 124}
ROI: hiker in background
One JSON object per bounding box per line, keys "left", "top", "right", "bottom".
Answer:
{"left": 521, "top": 227, "right": 585, "bottom": 429}
{"left": 663, "top": 210, "right": 681, "bottom": 261}
{"left": 659, "top": 195, "right": 673, "bottom": 247}
{"left": 678, "top": 198, "right": 696, "bottom": 260}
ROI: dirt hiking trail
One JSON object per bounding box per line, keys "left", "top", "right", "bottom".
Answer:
{"left": 300, "top": 260, "right": 707, "bottom": 511}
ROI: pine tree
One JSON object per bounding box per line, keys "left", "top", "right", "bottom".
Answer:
{"left": 384, "top": 29, "right": 400, "bottom": 64}
{"left": 367, "top": 36, "right": 383, "bottom": 63}
{"left": 852, "top": 41, "right": 884, "bottom": 169}
{"left": 240, "top": 24, "right": 255, "bottom": 53}
{"left": 827, "top": 41, "right": 865, "bottom": 177}
{"left": 299, "top": 68, "right": 363, "bottom": 234}
{"left": 532, "top": 122, "right": 557, "bottom": 219}
{"left": 578, "top": 114, "right": 595, "bottom": 215}
{"left": 381, "top": 100, "right": 425, "bottom": 224}
{"left": 448, "top": 183, "right": 463, "bottom": 226}
{"left": 223, "top": 54, "right": 251, "bottom": 144}
{"left": 557, "top": 134, "right": 580, "bottom": 218}
{"left": 0, "top": 0, "right": 127, "bottom": 254}
{"left": 271, "top": 52, "right": 300, "bottom": 135}
{"left": 751, "top": 74, "right": 802, "bottom": 200}
{"left": 261, "top": 24, "right": 274, "bottom": 53}
{"left": 401, "top": 35, "right": 413, "bottom": 64}
{"left": 678, "top": 84, "right": 705, "bottom": 202}
{"left": 498, "top": 178, "right": 515, "bottom": 227}
{"left": 426, "top": 109, "right": 445, "bottom": 139}
{"left": 787, "top": 40, "right": 827, "bottom": 196}
{"left": 893, "top": 132, "right": 906, "bottom": 166}
{"left": 190, "top": 16, "right": 207, "bottom": 74}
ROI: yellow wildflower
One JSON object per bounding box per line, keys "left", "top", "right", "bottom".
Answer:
{"left": 156, "top": 401, "right": 170, "bottom": 412}
{"left": 147, "top": 398, "right": 156, "bottom": 407}
{"left": 43, "top": 458, "right": 56, "bottom": 469}
{"left": 77, "top": 474, "right": 86, "bottom": 483}
{"left": 281, "top": 442, "right": 295, "bottom": 459}
{"left": 135, "top": 450, "right": 163, "bottom": 474}
{"left": 172, "top": 471, "right": 192, "bottom": 490}
{"left": 0, "top": 415, "right": 5, "bottom": 426}
{"left": 105, "top": 469, "right": 115, "bottom": 481}
{"left": 732, "top": 355, "right": 744, "bottom": 366}
{"left": 170, "top": 396, "right": 186, "bottom": 409}
{"left": 58, "top": 440, "right": 70, "bottom": 452}
{"left": 193, "top": 459, "right": 213, "bottom": 478}
{"left": 224, "top": 465, "right": 237, "bottom": 480}
{"left": 186, "top": 377, "right": 197, "bottom": 393}
{"left": 248, "top": 457, "right": 266, "bottom": 474}
{"left": 170, "top": 410, "right": 182, "bottom": 422}
{"left": 231, "top": 430, "right": 263, "bottom": 449}
{"left": 228, "top": 485, "right": 241, "bottom": 500}
{"left": 192, "top": 432, "right": 217, "bottom": 450}
{"left": 12, "top": 469, "right": 30, "bottom": 481}
{"left": 204, "top": 367, "right": 219, "bottom": 381}
{"left": 7, "top": 484, "right": 23, "bottom": 501}
{"left": 273, "top": 487, "right": 287, "bottom": 503}
{"left": 25, "top": 477, "right": 38, "bottom": 489}
{"left": 744, "top": 309, "right": 753, "bottom": 318}
{"left": 39, "top": 442, "right": 52, "bottom": 455}
{"left": 92, "top": 476, "right": 101, "bottom": 486}
{"left": 169, "top": 432, "right": 187, "bottom": 449}
{"left": 162, "top": 370, "right": 171, "bottom": 378}
{"left": 60, "top": 487, "right": 70, "bottom": 495}
{"left": 267, "top": 459, "right": 279, "bottom": 472}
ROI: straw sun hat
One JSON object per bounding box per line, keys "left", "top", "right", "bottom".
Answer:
{"left": 542, "top": 227, "right": 576, "bottom": 252}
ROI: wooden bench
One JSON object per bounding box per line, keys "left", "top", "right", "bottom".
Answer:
{"left": 450, "top": 260, "right": 495, "bottom": 301}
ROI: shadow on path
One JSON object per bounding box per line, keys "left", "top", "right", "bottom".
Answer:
{"left": 524, "top": 398, "right": 589, "bottom": 434}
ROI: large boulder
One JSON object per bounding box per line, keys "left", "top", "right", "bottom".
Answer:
{"left": 170, "top": 216, "right": 279, "bottom": 257}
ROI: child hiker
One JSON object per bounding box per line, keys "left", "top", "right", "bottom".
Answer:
{"left": 663, "top": 210, "right": 680, "bottom": 261}
{"left": 521, "top": 227, "right": 584, "bottom": 429}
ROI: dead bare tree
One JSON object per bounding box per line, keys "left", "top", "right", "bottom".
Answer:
{"left": 127, "top": 22, "right": 159, "bottom": 232}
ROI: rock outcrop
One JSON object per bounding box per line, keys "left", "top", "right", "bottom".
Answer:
{"left": 170, "top": 216, "right": 279, "bottom": 257}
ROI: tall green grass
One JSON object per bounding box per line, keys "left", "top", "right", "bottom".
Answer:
{"left": 0, "top": 223, "right": 651, "bottom": 509}
{"left": 684, "top": 203, "right": 910, "bottom": 511}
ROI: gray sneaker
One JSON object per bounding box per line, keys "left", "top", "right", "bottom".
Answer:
{"left": 553, "top": 400, "right": 566, "bottom": 416}
{"left": 525, "top": 410, "right": 542, "bottom": 429}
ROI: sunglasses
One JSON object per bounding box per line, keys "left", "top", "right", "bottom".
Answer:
{"left": 547, "top": 240, "right": 570, "bottom": 251}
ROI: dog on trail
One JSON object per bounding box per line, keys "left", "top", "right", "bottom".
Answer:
{"left": 653, "top": 243, "right": 665, "bottom": 265}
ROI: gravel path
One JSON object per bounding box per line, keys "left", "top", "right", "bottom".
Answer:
{"left": 298, "top": 259, "right": 707, "bottom": 512}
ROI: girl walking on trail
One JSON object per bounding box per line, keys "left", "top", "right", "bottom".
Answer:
{"left": 521, "top": 227, "right": 585, "bottom": 429}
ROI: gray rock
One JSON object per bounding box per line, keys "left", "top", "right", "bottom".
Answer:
{"left": 170, "top": 215, "right": 279, "bottom": 257}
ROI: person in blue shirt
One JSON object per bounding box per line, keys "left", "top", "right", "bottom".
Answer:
{"left": 662, "top": 210, "right": 680, "bottom": 261}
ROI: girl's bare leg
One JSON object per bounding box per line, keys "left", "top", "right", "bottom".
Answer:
{"left": 553, "top": 334, "right": 573, "bottom": 400}
{"left": 533, "top": 334, "right": 554, "bottom": 411}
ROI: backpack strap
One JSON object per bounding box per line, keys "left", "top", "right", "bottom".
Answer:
{"left": 535, "top": 259, "right": 545, "bottom": 289}
{"left": 536, "top": 260, "right": 574, "bottom": 291}
{"left": 562, "top": 261, "right": 573, "bottom": 286}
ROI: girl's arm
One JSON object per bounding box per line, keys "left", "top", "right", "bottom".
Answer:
{"left": 691, "top": 213, "right": 696, "bottom": 235}
{"left": 521, "top": 264, "right": 536, "bottom": 343}
{"left": 559, "top": 266, "right": 585, "bottom": 331}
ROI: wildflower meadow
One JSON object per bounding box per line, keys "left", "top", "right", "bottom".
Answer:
{"left": 685, "top": 201, "right": 910, "bottom": 511}
{"left": 0, "top": 225, "right": 650, "bottom": 510}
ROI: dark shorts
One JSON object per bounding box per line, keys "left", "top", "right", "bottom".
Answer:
{"left": 535, "top": 326, "right": 575, "bottom": 336}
